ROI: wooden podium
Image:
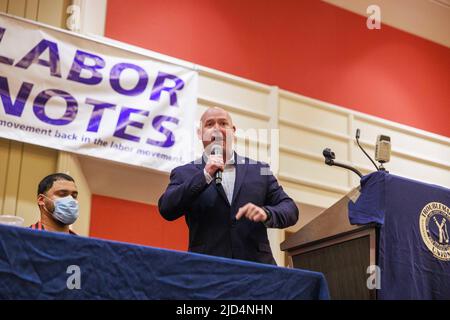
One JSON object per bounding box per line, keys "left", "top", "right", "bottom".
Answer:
{"left": 281, "top": 188, "right": 378, "bottom": 300}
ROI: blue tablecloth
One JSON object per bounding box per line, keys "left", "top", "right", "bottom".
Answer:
{"left": 0, "top": 224, "right": 329, "bottom": 300}
{"left": 348, "top": 171, "right": 450, "bottom": 299}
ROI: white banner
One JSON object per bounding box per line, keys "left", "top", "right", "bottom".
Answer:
{"left": 0, "top": 14, "right": 198, "bottom": 172}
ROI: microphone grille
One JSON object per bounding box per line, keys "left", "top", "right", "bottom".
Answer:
{"left": 211, "top": 144, "right": 223, "bottom": 156}
{"left": 375, "top": 135, "right": 391, "bottom": 163}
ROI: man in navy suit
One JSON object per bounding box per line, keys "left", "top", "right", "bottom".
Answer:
{"left": 158, "top": 107, "right": 299, "bottom": 265}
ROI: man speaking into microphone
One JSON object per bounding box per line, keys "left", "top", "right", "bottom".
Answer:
{"left": 158, "top": 107, "right": 299, "bottom": 265}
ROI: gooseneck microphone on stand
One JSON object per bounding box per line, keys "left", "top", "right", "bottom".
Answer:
{"left": 323, "top": 128, "right": 392, "bottom": 177}
{"left": 356, "top": 129, "right": 379, "bottom": 171}
{"left": 323, "top": 148, "right": 363, "bottom": 178}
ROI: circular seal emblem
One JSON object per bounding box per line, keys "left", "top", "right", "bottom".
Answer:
{"left": 419, "top": 202, "right": 450, "bottom": 261}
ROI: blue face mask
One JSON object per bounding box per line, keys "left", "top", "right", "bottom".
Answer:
{"left": 44, "top": 195, "right": 79, "bottom": 225}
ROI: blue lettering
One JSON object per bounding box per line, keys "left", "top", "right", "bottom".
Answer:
{"left": 0, "top": 76, "right": 33, "bottom": 117}
{"left": 15, "top": 39, "right": 61, "bottom": 77}
{"left": 150, "top": 72, "right": 184, "bottom": 106}
{"left": 33, "top": 89, "right": 78, "bottom": 125}
{"left": 67, "top": 50, "right": 105, "bottom": 85}
{"left": 146, "top": 115, "right": 179, "bottom": 148}
{"left": 113, "top": 107, "right": 149, "bottom": 142}
{"left": 110, "top": 63, "right": 149, "bottom": 96}
{"left": 0, "top": 27, "right": 14, "bottom": 65}
{"left": 85, "top": 98, "right": 116, "bottom": 132}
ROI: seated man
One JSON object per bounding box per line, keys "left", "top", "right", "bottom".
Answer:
{"left": 30, "top": 173, "right": 79, "bottom": 235}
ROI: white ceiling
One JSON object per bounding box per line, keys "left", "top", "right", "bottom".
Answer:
{"left": 323, "top": 0, "right": 450, "bottom": 48}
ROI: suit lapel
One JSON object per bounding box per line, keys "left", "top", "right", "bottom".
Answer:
{"left": 194, "top": 156, "right": 206, "bottom": 171}
{"left": 216, "top": 184, "right": 230, "bottom": 206}
{"left": 232, "top": 153, "right": 247, "bottom": 205}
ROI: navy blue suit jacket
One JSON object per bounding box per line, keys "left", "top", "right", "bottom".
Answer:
{"left": 158, "top": 153, "right": 299, "bottom": 265}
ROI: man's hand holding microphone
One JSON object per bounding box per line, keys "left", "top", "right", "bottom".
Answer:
{"left": 205, "top": 153, "right": 224, "bottom": 183}
{"left": 205, "top": 131, "right": 224, "bottom": 185}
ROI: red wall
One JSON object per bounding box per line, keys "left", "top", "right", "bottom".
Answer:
{"left": 89, "top": 195, "right": 188, "bottom": 250}
{"left": 105, "top": 0, "right": 450, "bottom": 137}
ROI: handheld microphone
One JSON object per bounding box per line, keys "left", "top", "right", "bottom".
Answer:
{"left": 211, "top": 133, "right": 223, "bottom": 185}
{"left": 211, "top": 144, "right": 223, "bottom": 185}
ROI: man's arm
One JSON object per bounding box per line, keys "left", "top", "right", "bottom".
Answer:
{"left": 159, "top": 156, "right": 224, "bottom": 221}
{"left": 235, "top": 164, "right": 299, "bottom": 228}
{"left": 262, "top": 172, "right": 299, "bottom": 228}
{"left": 158, "top": 166, "right": 208, "bottom": 221}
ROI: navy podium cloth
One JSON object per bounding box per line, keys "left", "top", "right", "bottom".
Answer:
{"left": 0, "top": 224, "right": 329, "bottom": 300}
{"left": 349, "top": 171, "right": 450, "bottom": 299}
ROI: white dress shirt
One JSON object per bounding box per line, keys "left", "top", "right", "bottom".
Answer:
{"left": 204, "top": 153, "right": 236, "bottom": 204}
